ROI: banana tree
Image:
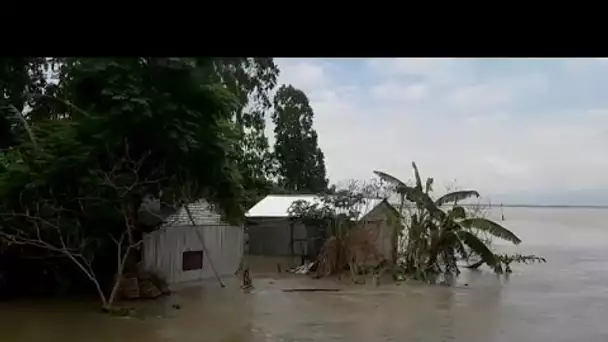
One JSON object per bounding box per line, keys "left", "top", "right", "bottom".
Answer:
{"left": 375, "top": 163, "right": 435, "bottom": 271}
{"left": 373, "top": 162, "right": 522, "bottom": 281}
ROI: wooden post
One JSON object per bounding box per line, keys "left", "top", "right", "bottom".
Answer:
{"left": 184, "top": 205, "right": 225, "bottom": 288}
{"left": 290, "top": 221, "right": 295, "bottom": 257}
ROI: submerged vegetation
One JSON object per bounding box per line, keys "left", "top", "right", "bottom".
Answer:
{"left": 375, "top": 162, "right": 530, "bottom": 282}
{"left": 391, "top": 163, "right": 545, "bottom": 282}
{"left": 289, "top": 163, "right": 546, "bottom": 285}
{"left": 288, "top": 188, "right": 395, "bottom": 282}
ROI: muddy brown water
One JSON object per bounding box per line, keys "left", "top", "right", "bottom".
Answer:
{"left": 2, "top": 207, "right": 608, "bottom": 342}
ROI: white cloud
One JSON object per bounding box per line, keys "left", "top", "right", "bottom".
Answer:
{"left": 448, "top": 73, "right": 547, "bottom": 111}
{"left": 368, "top": 58, "right": 454, "bottom": 75}
{"left": 367, "top": 58, "right": 460, "bottom": 84}
{"left": 274, "top": 58, "right": 328, "bottom": 96}
{"left": 448, "top": 84, "right": 512, "bottom": 110}
{"left": 274, "top": 58, "right": 608, "bottom": 204}
{"left": 370, "top": 82, "right": 428, "bottom": 102}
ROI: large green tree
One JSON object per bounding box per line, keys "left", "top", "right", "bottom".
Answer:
{"left": 211, "top": 59, "right": 280, "bottom": 207}
{"left": 0, "top": 58, "right": 48, "bottom": 149}
{"left": 0, "top": 57, "right": 244, "bottom": 307}
{"left": 2, "top": 58, "right": 283, "bottom": 207}
{"left": 272, "top": 85, "right": 328, "bottom": 193}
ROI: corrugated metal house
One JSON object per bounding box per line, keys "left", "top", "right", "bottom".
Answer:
{"left": 142, "top": 200, "right": 243, "bottom": 284}
{"left": 245, "top": 195, "right": 400, "bottom": 262}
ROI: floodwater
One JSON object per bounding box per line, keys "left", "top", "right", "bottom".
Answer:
{"left": 2, "top": 207, "right": 608, "bottom": 342}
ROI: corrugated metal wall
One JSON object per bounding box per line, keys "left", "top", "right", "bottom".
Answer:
{"left": 246, "top": 202, "right": 398, "bottom": 260}
{"left": 247, "top": 219, "right": 307, "bottom": 256}
{"left": 143, "top": 224, "right": 243, "bottom": 284}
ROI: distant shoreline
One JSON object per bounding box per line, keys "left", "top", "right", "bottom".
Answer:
{"left": 394, "top": 203, "right": 608, "bottom": 209}
{"left": 461, "top": 204, "right": 608, "bottom": 209}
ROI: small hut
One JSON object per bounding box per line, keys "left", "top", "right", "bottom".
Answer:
{"left": 245, "top": 195, "right": 400, "bottom": 263}
{"left": 142, "top": 200, "right": 243, "bottom": 285}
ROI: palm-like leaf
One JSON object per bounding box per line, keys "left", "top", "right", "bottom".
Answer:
{"left": 401, "top": 185, "right": 446, "bottom": 221}
{"left": 412, "top": 162, "right": 422, "bottom": 191}
{"left": 465, "top": 260, "right": 485, "bottom": 269}
{"left": 446, "top": 232, "right": 469, "bottom": 260}
{"left": 373, "top": 170, "right": 406, "bottom": 188}
{"left": 389, "top": 161, "right": 533, "bottom": 279}
{"left": 435, "top": 190, "right": 480, "bottom": 206}
{"left": 449, "top": 206, "right": 466, "bottom": 220}
{"left": 456, "top": 230, "right": 498, "bottom": 267}
{"left": 459, "top": 217, "right": 521, "bottom": 245}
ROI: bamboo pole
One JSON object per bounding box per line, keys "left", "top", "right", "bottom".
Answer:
{"left": 184, "top": 205, "right": 225, "bottom": 288}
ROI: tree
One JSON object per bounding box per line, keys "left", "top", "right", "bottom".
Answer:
{"left": 272, "top": 85, "right": 328, "bottom": 193}
{"left": 0, "top": 58, "right": 48, "bottom": 149}
{"left": 210, "top": 59, "right": 280, "bottom": 207}
{"left": 2, "top": 58, "right": 281, "bottom": 210}
{"left": 374, "top": 162, "right": 530, "bottom": 283}
{"left": 0, "top": 58, "right": 245, "bottom": 308}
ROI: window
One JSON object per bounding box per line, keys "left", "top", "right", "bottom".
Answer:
{"left": 182, "top": 250, "right": 203, "bottom": 271}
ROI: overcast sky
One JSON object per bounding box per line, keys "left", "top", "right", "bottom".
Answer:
{"left": 270, "top": 58, "right": 608, "bottom": 206}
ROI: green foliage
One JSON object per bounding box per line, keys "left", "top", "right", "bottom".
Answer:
{"left": 272, "top": 85, "right": 328, "bottom": 193}
{"left": 62, "top": 58, "right": 244, "bottom": 221}
{"left": 288, "top": 191, "right": 365, "bottom": 237}
{"left": 0, "top": 58, "right": 49, "bottom": 149}
{"left": 0, "top": 57, "right": 247, "bottom": 299}
{"left": 0, "top": 56, "right": 329, "bottom": 300}
{"left": 287, "top": 186, "right": 382, "bottom": 277}
{"left": 494, "top": 253, "right": 547, "bottom": 273}
{"left": 435, "top": 190, "right": 480, "bottom": 206}
{"left": 210, "top": 59, "right": 280, "bottom": 208}
{"left": 467, "top": 253, "right": 547, "bottom": 273}
{"left": 374, "top": 162, "right": 530, "bottom": 282}
{"left": 459, "top": 217, "right": 521, "bottom": 244}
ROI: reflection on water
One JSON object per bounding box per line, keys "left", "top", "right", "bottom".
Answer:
{"left": 2, "top": 207, "right": 608, "bottom": 341}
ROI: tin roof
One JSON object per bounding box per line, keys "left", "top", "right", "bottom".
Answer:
{"left": 245, "top": 194, "right": 387, "bottom": 220}
{"left": 162, "top": 200, "right": 226, "bottom": 227}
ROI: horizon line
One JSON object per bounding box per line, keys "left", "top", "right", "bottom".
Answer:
{"left": 451, "top": 203, "right": 608, "bottom": 209}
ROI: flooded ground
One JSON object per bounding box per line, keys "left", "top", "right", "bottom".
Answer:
{"left": 2, "top": 207, "right": 608, "bottom": 341}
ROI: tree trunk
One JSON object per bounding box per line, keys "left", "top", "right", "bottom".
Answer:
{"left": 105, "top": 246, "right": 133, "bottom": 309}
{"left": 56, "top": 248, "right": 108, "bottom": 308}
